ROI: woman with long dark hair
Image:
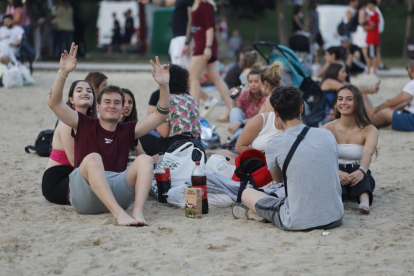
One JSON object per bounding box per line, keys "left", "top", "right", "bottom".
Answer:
{"left": 320, "top": 63, "right": 379, "bottom": 119}
{"left": 42, "top": 80, "right": 96, "bottom": 205}
{"left": 323, "top": 84, "right": 378, "bottom": 214}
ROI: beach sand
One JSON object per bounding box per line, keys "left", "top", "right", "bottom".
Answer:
{"left": 0, "top": 71, "right": 413, "bottom": 275}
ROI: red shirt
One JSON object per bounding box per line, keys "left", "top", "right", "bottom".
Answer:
{"left": 72, "top": 112, "right": 138, "bottom": 172}
{"left": 366, "top": 11, "right": 380, "bottom": 45}
{"left": 237, "top": 89, "right": 268, "bottom": 119}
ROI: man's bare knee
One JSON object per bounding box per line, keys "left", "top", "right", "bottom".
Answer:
{"left": 130, "top": 154, "right": 153, "bottom": 171}
{"left": 81, "top": 153, "right": 103, "bottom": 171}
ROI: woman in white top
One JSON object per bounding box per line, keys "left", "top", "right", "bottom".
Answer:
{"left": 216, "top": 111, "right": 284, "bottom": 165}
{"left": 323, "top": 84, "right": 378, "bottom": 214}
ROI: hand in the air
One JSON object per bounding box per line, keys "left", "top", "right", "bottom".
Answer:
{"left": 150, "top": 56, "right": 170, "bottom": 86}
{"left": 60, "top": 42, "right": 78, "bottom": 75}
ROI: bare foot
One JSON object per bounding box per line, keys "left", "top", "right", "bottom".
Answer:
{"left": 116, "top": 210, "right": 141, "bottom": 226}
{"left": 132, "top": 210, "right": 149, "bottom": 226}
{"left": 358, "top": 203, "right": 370, "bottom": 214}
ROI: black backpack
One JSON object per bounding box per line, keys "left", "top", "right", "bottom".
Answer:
{"left": 348, "top": 8, "right": 360, "bottom": 33}
{"left": 25, "top": 129, "right": 54, "bottom": 157}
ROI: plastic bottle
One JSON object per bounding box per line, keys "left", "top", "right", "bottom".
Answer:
{"left": 191, "top": 161, "right": 208, "bottom": 214}
{"left": 225, "top": 137, "right": 232, "bottom": 150}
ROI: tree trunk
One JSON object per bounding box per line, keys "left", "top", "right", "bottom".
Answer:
{"left": 276, "top": 0, "right": 288, "bottom": 45}
{"left": 403, "top": 0, "right": 414, "bottom": 57}
{"left": 138, "top": 2, "right": 147, "bottom": 55}
{"left": 255, "top": 14, "right": 262, "bottom": 40}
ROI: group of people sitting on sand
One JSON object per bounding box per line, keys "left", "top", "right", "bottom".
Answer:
{"left": 41, "top": 42, "right": 414, "bottom": 230}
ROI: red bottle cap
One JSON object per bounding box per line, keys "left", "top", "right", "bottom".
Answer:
{"left": 195, "top": 161, "right": 200, "bottom": 165}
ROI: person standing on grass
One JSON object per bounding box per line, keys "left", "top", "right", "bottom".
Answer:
{"left": 47, "top": 42, "right": 171, "bottom": 226}
{"left": 364, "top": 0, "right": 380, "bottom": 76}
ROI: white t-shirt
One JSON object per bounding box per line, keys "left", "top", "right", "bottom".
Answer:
{"left": 0, "top": 26, "right": 24, "bottom": 45}
{"left": 403, "top": 79, "right": 414, "bottom": 114}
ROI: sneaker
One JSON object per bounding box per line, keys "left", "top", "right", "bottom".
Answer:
{"left": 232, "top": 202, "right": 266, "bottom": 222}
{"left": 378, "top": 64, "right": 390, "bottom": 70}
{"left": 232, "top": 202, "right": 249, "bottom": 220}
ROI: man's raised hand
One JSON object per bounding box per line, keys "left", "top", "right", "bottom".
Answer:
{"left": 150, "top": 56, "right": 170, "bottom": 87}
{"left": 60, "top": 42, "right": 78, "bottom": 75}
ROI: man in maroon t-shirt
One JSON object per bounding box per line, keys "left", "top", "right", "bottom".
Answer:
{"left": 47, "top": 43, "right": 171, "bottom": 226}
{"left": 365, "top": 0, "right": 380, "bottom": 75}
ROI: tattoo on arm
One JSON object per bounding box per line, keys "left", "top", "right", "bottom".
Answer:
{"left": 49, "top": 89, "right": 52, "bottom": 98}
{"left": 160, "top": 0, "right": 166, "bottom": 7}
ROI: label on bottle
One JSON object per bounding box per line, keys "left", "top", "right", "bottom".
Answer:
{"left": 193, "top": 185, "right": 207, "bottom": 200}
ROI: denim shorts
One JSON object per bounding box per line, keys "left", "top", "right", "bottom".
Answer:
{"left": 392, "top": 110, "right": 414, "bottom": 131}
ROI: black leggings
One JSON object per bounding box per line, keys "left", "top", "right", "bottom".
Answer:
{"left": 42, "top": 165, "right": 73, "bottom": 205}
{"left": 339, "top": 163, "right": 375, "bottom": 205}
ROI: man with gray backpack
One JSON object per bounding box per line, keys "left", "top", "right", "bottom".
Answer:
{"left": 234, "top": 86, "right": 344, "bottom": 231}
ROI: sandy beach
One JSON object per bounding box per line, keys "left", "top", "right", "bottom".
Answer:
{"left": 0, "top": 70, "right": 414, "bottom": 275}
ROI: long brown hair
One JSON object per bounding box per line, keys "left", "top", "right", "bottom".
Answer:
{"left": 67, "top": 80, "right": 97, "bottom": 118}
{"left": 335, "top": 84, "right": 372, "bottom": 128}
{"left": 85, "top": 72, "right": 107, "bottom": 94}
{"left": 121, "top": 88, "right": 138, "bottom": 123}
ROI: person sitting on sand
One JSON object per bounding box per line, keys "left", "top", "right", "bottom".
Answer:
{"left": 323, "top": 84, "right": 378, "bottom": 214}
{"left": 227, "top": 70, "right": 267, "bottom": 139}
{"left": 320, "top": 63, "right": 379, "bottom": 121}
{"left": 215, "top": 110, "right": 284, "bottom": 164}
{"left": 47, "top": 43, "right": 170, "bottom": 226}
{"left": 234, "top": 86, "right": 344, "bottom": 231}
{"left": 258, "top": 61, "right": 284, "bottom": 113}
{"left": 370, "top": 59, "right": 414, "bottom": 132}
{"left": 42, "top": 80, "right": 97, "bottom": 205}
{"left": 85, "top": 72, "right": 108, "bottom": 95}
{"left": 120, "top": 88, "right": 146, "bottom": 157}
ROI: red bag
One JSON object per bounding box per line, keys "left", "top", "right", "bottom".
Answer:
{"left": 231, "top": 148, "right": 273, "bottom": 187}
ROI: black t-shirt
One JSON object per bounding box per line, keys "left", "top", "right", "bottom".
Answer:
{"left": 224, "top": 63, "right": 243, "bottom": 89}
{"left": 172, "top": 0, "right": 194, "bottom": 37}
{"left": 149, "top": 90, "right": 160, "bottom": 106}
{"left": 125, "top": 16, "right": 134, "bottom": 36}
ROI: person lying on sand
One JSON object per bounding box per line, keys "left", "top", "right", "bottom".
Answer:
{"left": 324, "top": 84, "right": 378, "bottom": 214}
{"left": 370, "top": 59, "right": 414, "bottom": 132}
{"left": 47, "top": 42, "right": 171, "bottom": 226}
{"left": 233, "top": 86, "right": 344, "bottom": 231}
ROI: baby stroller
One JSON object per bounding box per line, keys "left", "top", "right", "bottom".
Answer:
{"left": 253, "top": 41, "right": 334, "bottom": 127}
{"left": 289, "top": 31, "right": 313, "bottom": 76}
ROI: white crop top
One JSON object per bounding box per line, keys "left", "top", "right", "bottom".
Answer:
{"left": 251, "top": 112, "right": 283, "bottom": 152}
{"left": 338, "top": 144, "right": 363, "bottom": 164}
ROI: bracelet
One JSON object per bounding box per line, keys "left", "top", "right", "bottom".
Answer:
{"left": 206, "top": 45, "right": 212, "bottom": 49}
{"left": 58, "top": 69, "right": 67, "bottom": 80}
{"left": 185, "top": 41, "right": 190, "bottom": 45}
{"left": 358, "top": 168, "right": 367, "bottom": 178}
{"left": 157, "top": 103, "right": 170, "bottom": 115}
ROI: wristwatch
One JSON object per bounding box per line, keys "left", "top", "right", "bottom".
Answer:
{"left": 205, "top": 45, "right": 212, "bottom": 49}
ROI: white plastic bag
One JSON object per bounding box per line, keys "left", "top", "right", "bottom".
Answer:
{"left": 3, "top": 65, "right": 23, "bottom": 89}
{"left": 18, "top": 64, "right": 35, "bottom": 86}
{"left": 164, "top": 142, "right": 205, "bottom": 188}
{"left": 166, "top": 185, "right": 233, "bottom": 209}
{"left": 205, "top": 154, "right": 236, "bottom": 179}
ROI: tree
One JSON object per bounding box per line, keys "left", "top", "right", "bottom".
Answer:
{"left": 275, "top": 0, "right": 288, "bottom": 46}
{"left": 403, "top": 0, "right": 414, "bottom": 57}
{"left": 228, "top": 0, "right": 275, "bottom": 40}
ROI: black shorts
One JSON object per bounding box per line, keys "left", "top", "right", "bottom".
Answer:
{"left": 339, "top": 163, "right": 375, "bottom": 205}
{"left": 314, "top": 32, "right": 324, "bottom": 48}
{"left": 42, "top": 165, "right": 73, "bottom": 205}
{"left": 367, "top": 44, "right": 378, "bottom": 58}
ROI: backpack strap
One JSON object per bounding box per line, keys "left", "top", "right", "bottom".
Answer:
{"left": 282, "top": 126, "right": 310, "bottom": 197}
{"left": 25, "top": 145, "right": 36, "bottom": 154}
